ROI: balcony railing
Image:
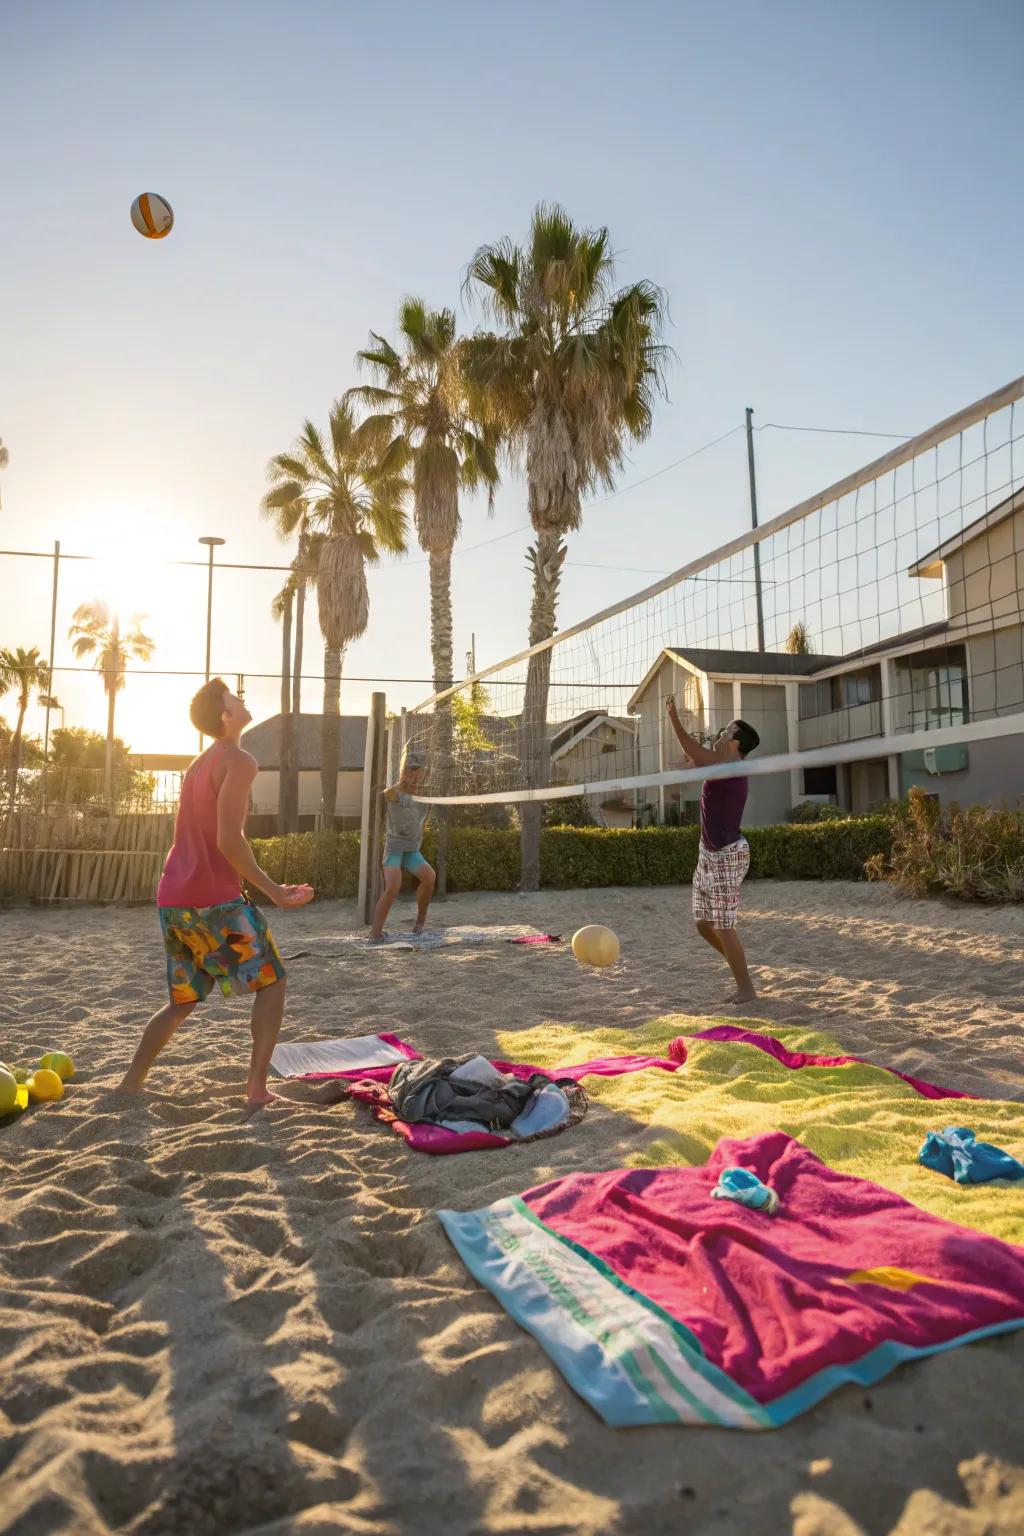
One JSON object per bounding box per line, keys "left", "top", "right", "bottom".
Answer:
{"left": 797, "top": 700, "right": 883, "bottom": 751}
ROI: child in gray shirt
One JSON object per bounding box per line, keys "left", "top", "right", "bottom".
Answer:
{"left": 369, "top": 750, "right": 436, "bottom": 940}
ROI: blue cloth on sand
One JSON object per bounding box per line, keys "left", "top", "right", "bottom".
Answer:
{"left": 711, "top": 1166, "right": 780, "bottom": 1214}
{"left": 919, "top": 1126, "right": 1024, "bottom": 1185}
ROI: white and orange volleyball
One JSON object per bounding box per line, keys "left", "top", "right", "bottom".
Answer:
{"left": 130, "top": 192, "right": 174, "bottom": 240}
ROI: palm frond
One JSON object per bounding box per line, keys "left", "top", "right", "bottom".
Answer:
{"left": 267, "top": 453, "right": 312, "bottom": 484}
{"left": 463, "top": 238, "right": 521, "bottom": 321}
{"left": 355, "top": 331, "right": 402, "bottom": 382}
{"left": 344, "top": 384, "right": 404, "bottom": 412}
{"left": 351, "top": 413, "right": 405, "bottom": 464}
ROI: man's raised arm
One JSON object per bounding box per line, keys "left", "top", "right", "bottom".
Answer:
{"left": 665, "top": 698, "right": 719, "bottom": 767}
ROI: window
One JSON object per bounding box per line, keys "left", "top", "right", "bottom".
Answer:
{"left": 895, "top": 645, "right": 968, "bottom": 732}
{"left": 838, "top": 669, "right": 880, "bottom": 709}
{"left": 799, "top": 680, "right": 833, "bottom": 720}
{"left": 803, "top": 765, "right": 838, "bottom": 796}
{"left": 799, "top": 668, "right": 879, "bottom": 720}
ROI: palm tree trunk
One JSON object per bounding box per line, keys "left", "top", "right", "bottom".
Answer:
{"left": 519, "top": 529, "right": 565, "bottom": 891}
{"left": 5, "top": 698, "right": 26, "bottom": 810}
{"left": 293, "top": 582, "right": 305, "bottom": 713}
{"left": 278, "top": 590, "right": 293, "bottom": 835}
{"left": 320, "top": 644, "right": 342, "bottom": 826}
{"left": 3, "top": 697, "right": 27, "bottom": 853}
{"left": 428, "top": 547, "right": 455, "bottom": 898}
{"left": 104, "top": 686, "right": 116, "bottom": 809}
{"left": 289, "top": 582, "right": 305, "bottom": 831}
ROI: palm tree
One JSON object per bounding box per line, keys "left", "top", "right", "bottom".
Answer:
{"left": 347, "top": 299, "right": 499, "bottom": 890}
{"left": 785, "top": 622, "right": 813, "bottom": 655}
{"left": 270, "top": 577, "right": 295, "bottom": 833}
{"left": 68, "top": 603, "right": 155, "bottom": 807}
{"left": 463, "top": 204, "right": 669, "bottom": 887}
{"left": 262, "top": 403, "right": 407, "bottom": 824}
{"left": 0, "top": 646, "right": 50, "bottom": 813}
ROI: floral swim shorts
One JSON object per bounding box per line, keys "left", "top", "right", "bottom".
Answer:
{"left": 158, "top": 901, "right": 285, "bottom": 1005}
{"left": 692, "top": 838, "right": 750, "bottom": 930}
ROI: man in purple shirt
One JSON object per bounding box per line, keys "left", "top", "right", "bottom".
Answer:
{"left": 666, "top": 701, "right": 760, "bottom": 1002}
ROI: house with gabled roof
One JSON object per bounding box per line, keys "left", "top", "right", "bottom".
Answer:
{"left": 627, "top": 486, "right": 1024, "bottom": 825}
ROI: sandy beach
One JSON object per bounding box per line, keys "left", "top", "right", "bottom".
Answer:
{"left": 2, "top": 880, "right": 1023, "bottom": 1536}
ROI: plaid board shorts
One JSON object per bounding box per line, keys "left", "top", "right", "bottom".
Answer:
{"left": 159, "top": 901, "right": 285, "bottom": 1005}
{"left": 692, "top": 838, "right": 751, "bottom": 930}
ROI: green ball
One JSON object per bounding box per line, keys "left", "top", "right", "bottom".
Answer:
{"left": 0, "top": 1067, "right": 17, "bottom": 1115}
{"left": 39, "top": 1051, "right": 75, "bottom": 1081}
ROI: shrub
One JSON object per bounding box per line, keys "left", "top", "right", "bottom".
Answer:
{"left": 866, "top": 788, "right": 1024, "bottom": 902}
{"left": 250, "top": 816, "right": 895, "bottom": 898}
{"left": 748, "top": 817, "right": 892, "bottom": 880}
{"left": 787, "top": 800, "right": 853, "bottom": 823}
{"left": 428, "top": 826, "right": 521, "bottom": 891}
{"left": 543, "top": 793, "right": 595, "bottom": 828}
{"left": 251, "top": 830, "right": 361, "bottom": 899}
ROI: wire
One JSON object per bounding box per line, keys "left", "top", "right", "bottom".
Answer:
{"left": 583, "top": 425, "right": 746, "bottom": 509}
{"left": 757, "top": 423, "right": 910, "bottom": 440}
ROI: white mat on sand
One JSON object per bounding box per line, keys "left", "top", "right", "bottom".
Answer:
{"left": 270, "top": 1033, "right": 409, "bottom": 1079}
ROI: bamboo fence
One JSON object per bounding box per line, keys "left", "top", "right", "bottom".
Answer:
{"left": 1, "top": 810, "right": 175, "bottom": 904}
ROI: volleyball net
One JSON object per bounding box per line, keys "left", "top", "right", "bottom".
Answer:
{"left": 404, "top": 376, "right": 1024, "bottom": 820}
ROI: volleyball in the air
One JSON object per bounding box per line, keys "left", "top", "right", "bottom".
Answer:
{"left": 571, "top": 924, "right": 620, "bottom": 968}
{"left": 130, "top": 192, "right": 174, "bottom": 240}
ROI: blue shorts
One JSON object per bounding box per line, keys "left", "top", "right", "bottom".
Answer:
{"left": 383, "top": 850, "right": 430, "bottom": 872}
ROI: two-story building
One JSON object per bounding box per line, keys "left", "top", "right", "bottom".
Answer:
{"left": 627, "top": 486, "right": 1024, "bottom": 823}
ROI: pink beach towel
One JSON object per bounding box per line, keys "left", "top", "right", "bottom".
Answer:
{"left": 439, "top": 1131, "right": 1024, "bottom": 1426}
{"left": 678, "top": 1026, "right": 977, "bottom": 1100}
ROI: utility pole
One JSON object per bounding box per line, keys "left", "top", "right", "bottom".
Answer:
{"left": 745, "top": 408, "right": 766, "bottom": 652}
{"left": 41, "top": 539, "right": 61, "bottom": 811}
{"left": 197, "top": 535, "right": 225, "bottom": 747}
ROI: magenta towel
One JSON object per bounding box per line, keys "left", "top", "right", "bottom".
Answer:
{"left": 677, "top": 1026, "right": 977, "bottom": 1100}
{"left": 439, "top": 1132, "right": 1024, "bottom": 1426}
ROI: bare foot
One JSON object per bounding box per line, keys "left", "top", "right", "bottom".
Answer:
{"left": 244, "top": 1086, "right": 283, "bottom": 1115}
{"left": 725, "top": 988, "right": 758, "bottom": 1004}
{"left": 114, "top": 1075, "right": 146, "bottom": 1095}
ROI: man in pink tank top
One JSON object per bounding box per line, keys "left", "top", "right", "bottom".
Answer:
{"left": 117, "top": 678, "right": 313, "bottom": 1109}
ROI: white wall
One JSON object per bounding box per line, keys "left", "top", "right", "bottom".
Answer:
{"left": 943, "top": 506, "right": 1024, "bottom": 627}
{"left": 251, "top": 769, "right": 363, "bottom": 818}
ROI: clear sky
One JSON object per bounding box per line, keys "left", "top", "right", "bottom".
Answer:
{"left": 2, "top": 0, "right": 1022, "bottom": 753}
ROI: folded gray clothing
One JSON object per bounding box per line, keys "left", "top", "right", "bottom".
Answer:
{"left": 389, "top": 1053, "right": 559, "bottom": 1130}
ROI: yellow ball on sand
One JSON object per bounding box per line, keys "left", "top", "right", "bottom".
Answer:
{"left": 571, "top": 924, "right": 621, "bottom": 968}
{"left": 0, "top": 1066, "right": 18, "bottom": 1114}
{"left": 26, "top": 1069, "right": 64, "bottom": 1103}
{"left": 39, "top": 1051, "right": 75, "bottom": 1081}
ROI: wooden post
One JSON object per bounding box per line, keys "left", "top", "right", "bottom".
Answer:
{"left": 357, "top": 692, "right": 387, "bottom": 925}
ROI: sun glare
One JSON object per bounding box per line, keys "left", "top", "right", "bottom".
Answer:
{"left": 89, "top": 533, "right": 163, "bottom": 624}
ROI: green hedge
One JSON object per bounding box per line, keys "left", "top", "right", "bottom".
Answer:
{"left": 251, "top": 830, "right": 361, "bottom": 899}
{"left": 251, "top": 817, "right": 893, "bottom": 897}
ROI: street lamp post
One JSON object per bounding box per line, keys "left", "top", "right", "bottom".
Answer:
{"left": 198, "top": 536, "right": 226, "bottom": 747}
